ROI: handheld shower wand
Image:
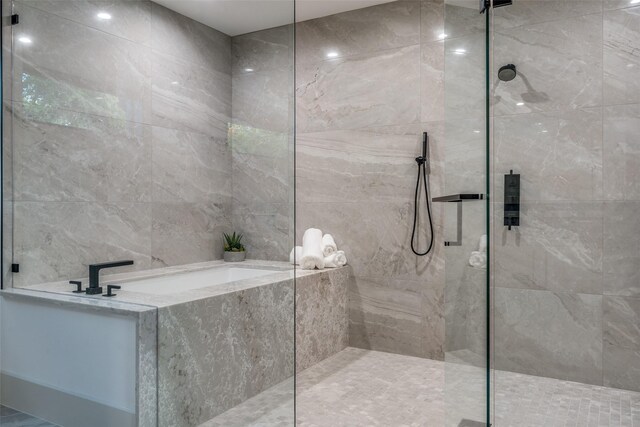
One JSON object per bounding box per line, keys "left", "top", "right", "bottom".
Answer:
{"left": 411, "top": 132, "right": 434, "bottom": 256}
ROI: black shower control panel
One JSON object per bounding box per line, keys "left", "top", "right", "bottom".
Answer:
{"left": 504, "top": 170, "right": 520, "bottom": 230}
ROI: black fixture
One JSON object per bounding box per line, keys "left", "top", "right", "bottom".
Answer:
{"left": 11, "top": 263, "right": 19, "bottom": 273}
{"left": 411, "top": 132, "right": 435, "bottom": 256}
{"left": 504, "top": 170, "right": 520, "bottom": 230}
{"left": 87, "top": 260, "right": 133, "bottom": 295}
{"left": 70, "top": 280, "right": 83, "bottom": 293}
{"left": 103, "top": 285, "right": 121, "bottom": 298}
{"left": 432, "top": 194, "right": 485, "bottom": 246}
{"left": 498, "top": 64, "right": 517, "bottom": 82}
{"left": 480, "top": 0, "right": 512, "bottom": 13}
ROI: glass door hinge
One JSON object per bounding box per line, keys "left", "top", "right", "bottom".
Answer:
{"left": 11, "top": 14, "right": 19, "bottom": 25}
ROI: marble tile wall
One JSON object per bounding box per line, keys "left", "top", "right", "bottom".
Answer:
{"left": 295, "top": 1, "right": 448, "bottom": 360}
{"left": 4, "top": 1, "right": 234, "bottom": 287}
{"left": 492, "top": 0, "right": 640, "bottom": 391}
{"left": 230, "top": 26, "right": 294, "bottom": 261}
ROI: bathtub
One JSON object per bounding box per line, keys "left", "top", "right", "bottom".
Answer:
{"left": 113, "top": 266, "right": 283, "bottom": 295}
{"left": 1, "top": 260, "right": 351, "bottom": 427}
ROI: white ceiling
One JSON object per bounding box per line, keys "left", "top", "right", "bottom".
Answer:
{"left": 153, "top": 0, "right": 397, "bottom": 36}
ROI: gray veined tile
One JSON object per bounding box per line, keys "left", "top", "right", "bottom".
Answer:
{"left": 12, "top": 102, "right": 152, "bottom": 203}
{"left": 151, "top": 201, "right": 231, "bottom": 268}
{"left": 444, "top": 33, "right": 485, "bottom": 120}
{"left": 442, "top": 0, "right": 485, "bottom": 39}
{"left": 494, "top": 202, "right": 604, "bottom": 295}
{"left": 603, "top": 103, "right": 640, "bottom": 201}
{"left": 231, "top": 202, "right": 291, "bottom": 262}
{"left": 17, "top": 0, "right": 152, "bottom": 45}
{"left": 604, "top": 296, "right": 640, "bottom": 350}
{"left": 151, "top": 51, "right": 231, "bottom": 137}
{"left": 493, "top": 13, "right": 603, "bottom": 116}
{"left": 296, "top": 123, "right": 444, "bottom": 204}
{"left": 151, "top": 126, "right": 231, "bottom": 204}
{"left": 151, "top": 2, "right": 230, "bottom": 75}
{"left": 492, "top": 0, "right": 603, "bottom": 32}
{"left": 494, "top": 287, "right": 603, "bottom": 385}
{"left": 494, "top": 108, "right": 603, "bottom": 202}
{"left": 12, "top": 3, "right": 152, "bottom": 124}
{"left": 604, "top": 6, "right": 640, "bottom": 105}
{"left": 232, "top": 25, "right": 293, "bottom": 75}
{"left": 421, "top": 0, "right": 445, "bottom": 44}
{"left": 232, "top": 65, "right": 293, "bottom": 135}
{"left": 295, "top": 1, "right": 421, "bottom": 65}
{"left": 296, "top": 44, "right": 421, "bottom": 133}
{"left": 603, "top": 201, "right": 640, "bottom": 297}
{"left": 13, "top": 201, "right": 152, "bottom": 287}
{"left": 232, "top": 151, "right": 290, "bottom": 206}
{"left": 421, "top": 41, "right": 445, "bottom": 122}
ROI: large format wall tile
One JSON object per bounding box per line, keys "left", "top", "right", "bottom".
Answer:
{"left": 231, "top": 202, "right": 291, "bottom": 261}
{"left": 494, "top": 202, "right": 603, "bottom": 295}
{"left": 296, "top": 123, "right": 443, "bottom": 204}
{"left": 492, "top": 0, "right": 602, "bottom": 32}
{"left": 13, "top": 3, "right": 151, "bottom": 123}
{"left": 603, "top": 202, "right": 640, "bottom": 297}
{"left": 296, "top": 44, "right": 420, "bottom": 132}
{"left": 296, "top": 1, "right": 420, "bottom": 64}
{"left": 151, "top": 2, "right": 230, "bottom": 75}
{"left": 151, "top": 51, "right": 231, "bottom": 137}
{"left": 420, "top": 0, "right": 444, "bottom": 44}
{"left": 604, "top": 6, "right": 640, "bottom": 105}
{"left": 603, "top": 104, "right": 640, "bottom": 201}
{"left": 604, "top": 296, "right": 640, "bottom": 350}
{"left": 19, "top": 0, "right": 152, "bottom": 45}
{"left": 13, "top": 201, "right": 152, "bottom": 287}
{"left": 9, "top": 3, "right": 236, "bottom": 286}
{"left": 494, "top": 108, "right": 603, "bottom": 202}
{"left": 152, "top": 126, "right": 231, "bottom": 204}
{"left": 421, "top": 41, "right": 445, "bottom": 122}
{"left": 13, "top": 102, "right": 152, "bottom": 203}
{"left": 151, "top": 202, "right": 231, "bottom": 268}
{"left": 232, "top": 25, "right": 293, "bottom": 75}
{"left": 494, "top": 288, "right": 603, "bottom": 385}
{"left": 493, "top": 13, "right": 603, "bottom": 116}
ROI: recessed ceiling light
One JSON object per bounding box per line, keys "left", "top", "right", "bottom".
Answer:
{"left": 453, "top": 48, "right": 466, "bottom": 55}
{"left": 18, "top": 36, "right": 32, "bottom": 44}
{"left": 326, "top": 51, "right": 339, "bottom": 58}
{"left": 516, "top": 102, "right": 525, "bottom": 106}
{"left": 96, "top": 12, "right": 112, "bottom": 20}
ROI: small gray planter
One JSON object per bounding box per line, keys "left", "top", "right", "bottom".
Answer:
{"left": 224, "top": 251, "right": 246, "bottom": 262}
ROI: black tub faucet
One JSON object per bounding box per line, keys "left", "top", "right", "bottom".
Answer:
{"left": 87, "top": 260, "right": 133, "bottom": 295}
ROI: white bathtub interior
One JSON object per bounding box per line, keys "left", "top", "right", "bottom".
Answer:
{"left": 114, "top": 266, "right": 285, "bottom": 295}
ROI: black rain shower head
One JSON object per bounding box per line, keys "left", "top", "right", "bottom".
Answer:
{"left": 498, "top": 64, "right": 517, "bottom": 82}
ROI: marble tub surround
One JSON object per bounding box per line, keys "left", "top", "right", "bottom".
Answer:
{"left": 492, "top": 2, "right": 640, "bottom": 392}
{"left": 6, "top": 0, "right": 235, "bottom": 288}
{"left": 295, "top": 0, "right": 448, "bottom": 360}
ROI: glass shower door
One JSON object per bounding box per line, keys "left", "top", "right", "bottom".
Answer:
{"left": 442, "top": 1, "right": 489, "bottom": 426}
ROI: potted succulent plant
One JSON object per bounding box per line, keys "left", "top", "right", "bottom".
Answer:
{"left": 223, "top": 232, "right": 246, "bottom": 262}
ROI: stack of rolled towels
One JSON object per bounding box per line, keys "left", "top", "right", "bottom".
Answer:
{"left": 468, "top": 234, "right": 487, "bottom": 269}
{"left": 289, "top": 228, "right": 347, "bottom": 270}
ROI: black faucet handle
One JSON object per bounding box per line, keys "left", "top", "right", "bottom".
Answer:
{"left": 70, "top": 280, "right": 83, "bottom": 293}
{"left": 103, "top": 285, "right": 121, "bottom": 297}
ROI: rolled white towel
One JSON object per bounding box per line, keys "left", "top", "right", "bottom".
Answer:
{"left": 478, "top": 234, "right": 487, "bottom": 253}
{"left": 324, "top": 250, "right": 347, "bottom": 268}
{"left": 322, "top": 234, "right": 337, "bottom": 257}
{"left": 301, "top": 228, "right": 324, "bottom": 270}
{"left": 289, "top": 246, "right": 303, "bottom": 265}
{"left": 468, "top": 251, "right": 487, "bottom": 269}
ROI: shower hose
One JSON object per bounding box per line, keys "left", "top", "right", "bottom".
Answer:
{"left": 411, "top": 132, "right": 434, "bottom": 256}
